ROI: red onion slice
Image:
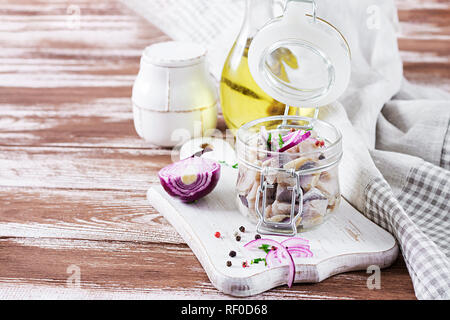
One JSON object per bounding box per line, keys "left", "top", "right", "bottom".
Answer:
{"left": 279, "top": 131, "right": 312, "bottom": 152}
{"left": 158, "top": 157, "right": 220, "bottom": 203}
{"left": 276, "top": 247, "right": 313, "bottom": 259}
{"left": 244, "top": 239, "right": 296, "bottom": 288}
{"left": 288, "top": 247, "right": 313, "bottom": 258}
{"left": 281, "top": 237, "right": 310, "bottom": 247}
{"left": 266, "top": 249, "right": 283, "bottom": 267}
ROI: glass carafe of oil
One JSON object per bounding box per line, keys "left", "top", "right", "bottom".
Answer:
{"left": 220, "top": 0, "right": 316, "bottom": 133}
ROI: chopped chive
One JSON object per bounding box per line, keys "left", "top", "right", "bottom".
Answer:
{"left": 251, "top": 258, "right": 267, "bottom": 265}
{"left": 219, "top": 161, "right": 238, "bottom": 169}
{"left": 278, "top": 134, "right": 284, "bottom": 148}
{"left": 258, "top": 244, "right": 271, "bottom": 254}
{"left": 267, "top": 132, "right": 272, "bottom": 150}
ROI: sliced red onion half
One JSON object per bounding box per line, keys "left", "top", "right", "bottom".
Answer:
{"left": 279, "top": 130, "right": 311, "bottom": 152}
{"left": 158, "top": 157, "right": 220, "bottom": 203}
{"left": 244, "top": 238, "right": 296, "bottom": 288}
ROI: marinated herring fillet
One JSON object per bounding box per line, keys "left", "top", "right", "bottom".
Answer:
{"left": 236, "top": 125, "right": 341, "bottom": 231}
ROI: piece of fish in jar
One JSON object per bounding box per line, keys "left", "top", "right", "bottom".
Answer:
{"left": 261, "top": 182, "right": 277, "bottom": 207}
{"left": 267, "top": 214, "right": 291, "bottom": 223}
{"left": 246, "top": 180, "right": 259, "bottom": 210}
{"left": 298, "top": 160, "right": 320, "bottom": 191}
{"left": 283, "top": 157, "right": 320, "bottom": 191}
{"left": 248, "top": 177, "right": 277, "bottom": 210}
{"left": 238, "top": 194, "right": 249, "bottom": 208}
{"left": 283, "top": 156, "right": 315, "bottom": 171}
{"left": 262, "top": 157, "right": 279, "bottom": 184}
{"left": 236, "top": 194, "right": 258, "bottom": 221}
{"left": 261, "top": 204, "right": 273, "bottom": 219}
{"left": 278, "top": 151, "right": 299, "bottom": 168}
{"left": 236, "top": 167, "right": 259, "bottom": 194}
{"left": 300, "top": 188, "right": 328, "bottom": 228}
{"left": 237, "top": 194, "right": 248, "bottom": 212}
{"left": 303, "top": 188, "right": 328, "bottom": 216}
{"left": 298, "top": 131, "right": 321, "bottom": 154}
{"left": 271, "top": 200, "right": 295, "bottom": 215}
{"left": 316, "top": 169, "right": 339, "bottom": 199}
{"left": 326, "top": 194, "right": 341, "bottom": 213}
{"left": 276, "top": 184, "right": 293, "bottom": 203}
{"left": 276, "top": 171, "right": 296, "bottom": 185}
{"left": 300, "top": 174, "right": 320, "bottom": 191}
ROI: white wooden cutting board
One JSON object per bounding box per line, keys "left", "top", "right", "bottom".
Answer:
{"left": 147, "top": 166, "right": 398, "bottom": 297}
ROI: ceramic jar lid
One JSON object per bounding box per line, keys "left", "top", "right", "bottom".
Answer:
{"left": 248, "top": 0, "right": 351, "bottom": 108}
{"left": 132, "top": 41, "right": 216, "bottom": 112}
{"left": 142, "top": 41, "right": 207, "bottom": 67}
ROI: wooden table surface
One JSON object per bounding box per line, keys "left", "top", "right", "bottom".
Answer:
{"left": 0, "top": 0, "right": 448, "bottom": 300}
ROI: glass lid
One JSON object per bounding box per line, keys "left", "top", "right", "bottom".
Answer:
{"left": 263, "top": 39, "right": 335, "bottom": 102}
{"left": 248, "top": 0, "right": 351, "bottom": 108}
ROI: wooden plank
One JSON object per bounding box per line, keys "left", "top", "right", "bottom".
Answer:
{"left": 0, "top": 96, "right": 153, "bottom": 148}
{"left": 0, "top": 0, "right": 448, "bottom": 149}
{"left": 396, "top": 0, "right": 450, "bottom": 11}
{"left": 0, "top": 146, "right": 174, "bottom": 190}
{"left": 396, "top": 0, "right": 450, "bottom": 90}
{"left": 0, "top": 186, "right": 183, "bottom": 244}
{"left": 0, "top": 237, "right": 415, "bottom": 299}
{"left": 0, "top": 1, "right": 168, "bottom": 88}
{"left": 0, "top": 0, "right": 169, "bottom": 149}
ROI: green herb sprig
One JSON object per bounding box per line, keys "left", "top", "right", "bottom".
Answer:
{"left": 267, "top": 132, "right": 272, "bottom": 151}
{"left": 219, "top": 160, "right": 238, "bottom": 169}
{"left": 278, "top": 134, "right": 284, "bottom": 148}
{"left": 251, "top": 258, "right": 267, "bottom": 266}
{"left": 258, "top": 244, "right": 271, "bottom": 254}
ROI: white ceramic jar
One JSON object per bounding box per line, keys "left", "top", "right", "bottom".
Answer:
{"left": 132, "top": 41, "right": 218, "bottom": 147}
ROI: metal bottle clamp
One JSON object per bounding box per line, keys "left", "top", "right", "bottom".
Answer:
{"left": 255, "top": 167, "right": 304, "bottom": 236}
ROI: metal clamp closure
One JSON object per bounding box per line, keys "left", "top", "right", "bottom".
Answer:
{"left": 255, "top": 168, "right": 304, "bottom": 236}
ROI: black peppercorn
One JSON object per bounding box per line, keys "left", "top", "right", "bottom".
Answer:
{"left": 226, "top": 261, "right": 232, "bottom": 267}
{"left": 255, "top": 234, "right": 261, "bottom": 240}
{"left": 319, "top": 154, "right": 325, "bottom": 160}
{"left": 235, "top": 235, "right": 241, "bottom": 242}
{"left": 229, "top": 250, "right": 236, "bottom": 257}
{"left": 239, "top": 226, "right": 245, "bottom": 233}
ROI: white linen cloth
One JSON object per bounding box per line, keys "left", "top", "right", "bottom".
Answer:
{"left": 123, "top": 0, "right": 450, "bottom": 299}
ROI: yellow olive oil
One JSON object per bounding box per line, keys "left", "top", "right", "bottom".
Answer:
{"left": 220, "top": 39, "right": 316, "bottom": 133}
